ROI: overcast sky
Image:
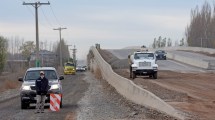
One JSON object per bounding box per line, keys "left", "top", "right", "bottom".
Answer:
{"left": 0, "top": 0, "right": 209, "bottom": 59}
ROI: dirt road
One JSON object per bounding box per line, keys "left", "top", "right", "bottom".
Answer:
{"left": 100, "top": 49, "right": 215, "bottom": 120}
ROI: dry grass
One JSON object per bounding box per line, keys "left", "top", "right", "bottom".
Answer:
{"left": 0, "top": 69, "right": 26, "bottom": 92}
{"left": 3, "top": 80, "right": 19, "bottom": 89}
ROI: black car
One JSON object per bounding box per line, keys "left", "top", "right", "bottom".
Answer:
{"left": 155, "top": 50, "right": 167, "bottom": 60}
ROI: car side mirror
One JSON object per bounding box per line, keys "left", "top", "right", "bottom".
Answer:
{"left": 59, "top": 76, "right": 64, "bottom": 80}
{"left": 18, "top": 77, "right": 23, "bottom": 82}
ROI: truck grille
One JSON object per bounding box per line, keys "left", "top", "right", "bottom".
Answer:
{"left": 139, "top": 62, "right": 151, "bottom": 67}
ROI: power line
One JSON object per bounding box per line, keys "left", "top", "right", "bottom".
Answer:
{"left": 50, "top": 5, "right": 62, "bottom": 26}
{"left": 41, "top": 7, "right": 53, "bottom": 28}
{"left": 19, "top": 0, "right": 50, "bottom": 29}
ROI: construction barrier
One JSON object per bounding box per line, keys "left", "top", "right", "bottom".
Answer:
{"left": 50, "top": 94, "right": 61, "bottom": 111}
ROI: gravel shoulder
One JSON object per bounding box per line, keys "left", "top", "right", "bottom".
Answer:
{"left": 78, "top": 72, "right": 179, "bottom": 120}
{"left": 99, "top": 49, "right": 215, "bottom": 120}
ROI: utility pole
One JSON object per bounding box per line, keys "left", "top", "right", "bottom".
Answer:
{"left": 67, "top": 45, "right": 73, "bottom": 62}
{"left": 53, "top": 27, "right": 67, "bottom": 71}
{"left": 71, "top": 45, "right": 77, "bottom": 67}
{"left": 23, "top": 1, "right": 50, "bottom": 67}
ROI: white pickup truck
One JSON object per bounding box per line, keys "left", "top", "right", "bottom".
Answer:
{"left": 128, "top": 51, "right": 158, "bottom": 79}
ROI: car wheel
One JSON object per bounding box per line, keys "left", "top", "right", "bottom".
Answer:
{"left": 153, "top": 72, "right": 157, "bottom": 79}
{"left": 60, "top": 97, "right": 63, "bottom": 108}
{"left": 21, "top": 101, "right": 28, "bottom": 109}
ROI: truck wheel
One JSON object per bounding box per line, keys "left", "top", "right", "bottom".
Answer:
{"left": 129, "top": 66, "right": 132, "bottom": 78}
{"left": 132, "top": 72, "right": 136, "bottom": 79}
{"left": 153, "top": 72, "right": 157, "bottom": 79}
{"left": 130, "top": 73, "right": 132, "bottom": 78}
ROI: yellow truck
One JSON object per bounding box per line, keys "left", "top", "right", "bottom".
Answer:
{"left": 64, "top": 62, "right": 76, "bottom": 75}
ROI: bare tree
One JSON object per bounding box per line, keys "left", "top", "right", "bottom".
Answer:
{"left": 54, "top": 39, "right": 70, "bottom": 66}
{"left": 167, "top": 38, "right": 172, "bottom": 47}
{"left": 186, "top": 1, "right": 215, "bottom": 48}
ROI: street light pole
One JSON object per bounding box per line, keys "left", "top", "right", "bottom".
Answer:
{"left": 53, "top": 27, "right": 67, "bottom": 71}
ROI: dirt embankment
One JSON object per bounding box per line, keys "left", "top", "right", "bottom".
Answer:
{"left": 99, "top": 49, "right": 129, "bottom": 69}
{"left": 99, "top": 49, "right": 215, "bottom": 120}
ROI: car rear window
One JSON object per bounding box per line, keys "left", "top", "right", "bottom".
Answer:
{"left": 24, "top": 70, "right": 57, "bottom": 81}
{"left": 156, "top": 50, "right": 165, "bottom": 53}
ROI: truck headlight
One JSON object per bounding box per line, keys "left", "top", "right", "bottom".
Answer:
{"left": 51, "top": 84, "right": 59, "bottom": 90}
{"left": 132, "top": 67, "right": 137, "bottom": 69}
{"left": 22, "top": 86, "right": 31, "bottom": 90}
{"left": 132, "top": 64, "right": 137, "bottom": 71}
{"left": 153, "top": 66, "right": 158, "bottom": 69}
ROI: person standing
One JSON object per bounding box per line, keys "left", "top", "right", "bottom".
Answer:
{"left": 35, "top": 71, "right": 49, "bottom": 113}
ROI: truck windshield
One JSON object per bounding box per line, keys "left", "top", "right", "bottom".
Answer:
{"left": 134, "top": 53, "right": 154, "bottom": 60}
{"left": 24, "top": 70, "right": 58, "bottom": 81}
{"left": 65, "top": 63, "right": 74, "bottom": 67}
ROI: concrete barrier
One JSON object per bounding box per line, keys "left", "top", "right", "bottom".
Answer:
{"left": 155, "top": 46, "right": 215, "bottom": 54}
{"left": 167, "top": 52, "right": 209, "bottom": 69}
{"left": 90, "top": 47, "right": 184, "bottom": 120}
{"left": 151, "top": 47, "right": 212, "bottom": 69}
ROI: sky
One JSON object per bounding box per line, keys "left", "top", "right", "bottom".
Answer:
{"left": 0, "top": 0, "right": 210, "bottom": 60}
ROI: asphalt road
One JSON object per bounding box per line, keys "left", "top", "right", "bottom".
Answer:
{"left": 108, "top": 49, "right": 206, "bottom": 73}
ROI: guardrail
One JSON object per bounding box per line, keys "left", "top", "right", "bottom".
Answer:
{"left": 90, "top": 46, "right": 184, "bottom": 120}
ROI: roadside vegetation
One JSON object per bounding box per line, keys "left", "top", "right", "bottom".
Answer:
{"left": 152, "top": 1, "right": 215, "bottom": 49}
{"left": 0, "top": 36, "right": 7, "bottom": 74}
{"left": 186, "top": 1, "right": 215, "bottom": 48}
{"left": 152, "top": 36, "right": 186, "bottom": 49}
{"left": 0, "top": 35, "right": 71, "bottom": 92}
